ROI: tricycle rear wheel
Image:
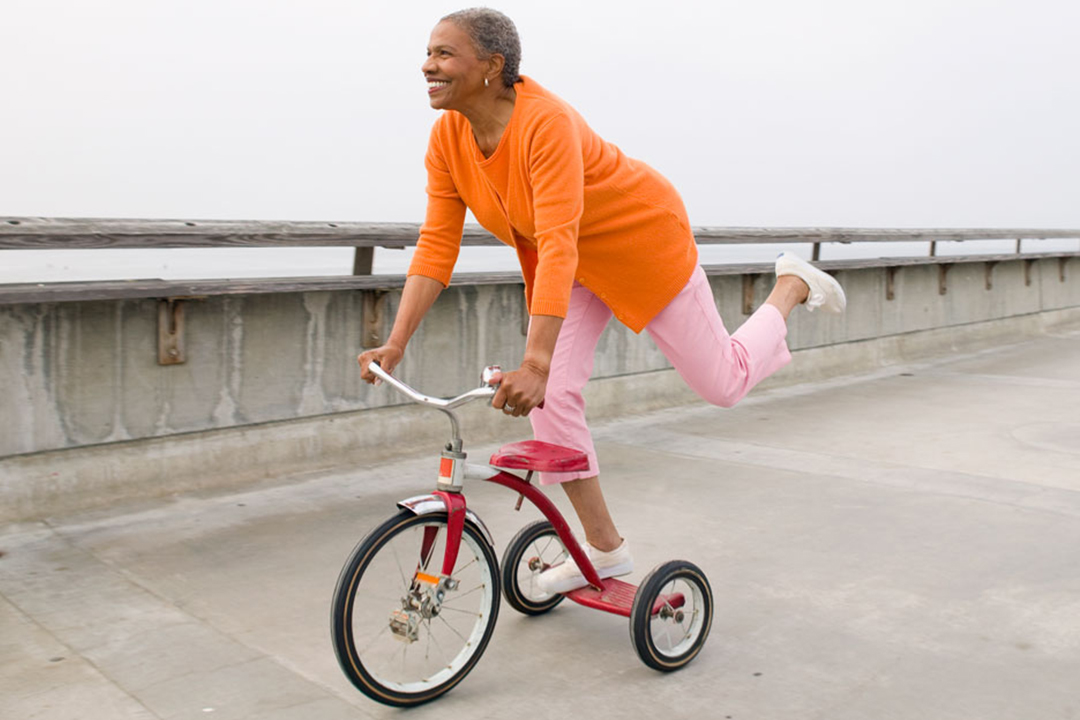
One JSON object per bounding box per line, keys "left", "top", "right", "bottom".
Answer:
{"left": 629, "top": 560, "right": 713, "bottom": 671}
{"left": 501, "top": 519, "right": 568, "bottom": 615}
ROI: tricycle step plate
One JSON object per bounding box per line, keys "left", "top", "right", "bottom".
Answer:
{"left": 563, "top": 578, "right": 638, "bottom": 617}
{"left": 564, "top": 578, "right": 686, "bottom": 618}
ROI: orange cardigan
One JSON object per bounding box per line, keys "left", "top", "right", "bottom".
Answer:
{"left": 409, "top": 76, "right": 699, "bottom": 333}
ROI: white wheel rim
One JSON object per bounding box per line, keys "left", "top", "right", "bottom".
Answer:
{"left": 649, "top": 575, "right": 707, "bottom": 658}
{"left": 349, "top": 520, "right": 495, "bottom": 694}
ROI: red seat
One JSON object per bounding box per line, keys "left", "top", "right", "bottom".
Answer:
{"left": 489, "top": 440, "right": 590, "bottom": 473}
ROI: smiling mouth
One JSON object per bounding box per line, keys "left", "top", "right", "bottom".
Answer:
{"left": 427, "top": 79, "right": 449, "bottom": 94}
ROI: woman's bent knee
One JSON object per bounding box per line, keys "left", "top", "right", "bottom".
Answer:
{"left": 697, "top": 382, "right": 750, "bottom": 409}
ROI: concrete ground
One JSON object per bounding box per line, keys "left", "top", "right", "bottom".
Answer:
{"left": 3, "top": 324, "right": 1080, "bottom": 720}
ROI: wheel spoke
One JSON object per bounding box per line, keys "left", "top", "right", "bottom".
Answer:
{"left": 427, "top": 625, "right": 452, "bottom": 670}
{"left": 381, "top": 637, "right": 406, "bottom": 673}
{"left": 440, "top": 583, "right": 484, "bottom": 605}
{"left": 438, "top": 604, "right": 480, "bottom": 616}
{"left": 435, "top": 612, "right": 470, "bottom": 643}
{"left": 424, "top": 531, "right": 441, "bottom": 570}
{"left": 389, "top": 538, "right": 409, "bottom": 589}
{"left": 357, "top": 622, "right": 392, "bottom": 655}
{"left": 455, "top": 555, "right": 478, "bottom": 574}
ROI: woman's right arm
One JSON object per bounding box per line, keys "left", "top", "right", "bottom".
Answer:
{"left": 357, "top": 274, "right": 445, "bottom": 383}
{"left": 359, "top": 119, "right": 466, "bottom": 383}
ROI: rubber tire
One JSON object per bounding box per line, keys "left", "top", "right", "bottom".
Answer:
{"left": 629, "top": 560, "right": 713, "bottom": 671}
{"left": 331, "top": 510, "right": 500, "bottom": 707}
{"left": 501, "top": 519, "right": 567, "bottom": 616}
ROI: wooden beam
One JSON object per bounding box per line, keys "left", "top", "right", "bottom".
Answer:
{"left": 1, "top": 252, "right": 1077, "bottom": 306}
{"left": 2, "top": 217, "right": 1078, "bottom": 249}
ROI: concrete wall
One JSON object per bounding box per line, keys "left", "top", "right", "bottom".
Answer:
{"left": 3, "top": 257, "right": 1079, "bottom": 520}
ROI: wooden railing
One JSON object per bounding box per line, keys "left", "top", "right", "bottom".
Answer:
{"left": 1, "top": 217, "right": 1078, "bottom": 306}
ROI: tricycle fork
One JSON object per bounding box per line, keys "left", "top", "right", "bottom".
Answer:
{"left": 430, "top": 490, "right": 467, "bottom": 577}
{"left": 396, "top": 493, "right": 494, "bottom": 581}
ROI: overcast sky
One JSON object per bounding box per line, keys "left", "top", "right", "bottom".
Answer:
{"left": 3, "top": 0, "right": 1078, "bottom": 232}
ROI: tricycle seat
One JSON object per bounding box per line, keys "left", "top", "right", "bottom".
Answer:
{"left": 489, "top": 440, "right": 590, "bottom": 473}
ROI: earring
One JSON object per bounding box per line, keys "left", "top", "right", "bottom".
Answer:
{"left": 484, "top": 77, "right": 489, "bottom": 87}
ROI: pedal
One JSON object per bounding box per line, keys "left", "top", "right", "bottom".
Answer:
{"left": 389, "top": 608, "right": 420, "bottom": 643}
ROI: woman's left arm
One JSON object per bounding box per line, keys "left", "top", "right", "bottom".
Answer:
{"left": 493, "top": 314, "right": 562, "bottom": 417}
{"left": 494, "top": 113, "right": 585, "bottom": 417}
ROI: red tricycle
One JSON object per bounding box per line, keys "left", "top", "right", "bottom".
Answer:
{"left": 331, "top": 362, "right": 713, "bottom": 706}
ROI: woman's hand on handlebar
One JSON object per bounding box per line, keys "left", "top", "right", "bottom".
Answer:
{"left": 492, "top": 359, "right": 548, "bottom": 417}
{"left": 358, "top": 344, "right": 404, "bottom": 384}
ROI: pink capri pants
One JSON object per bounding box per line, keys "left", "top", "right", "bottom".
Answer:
{"left": 529, "top": 266, "right": 792, "bottom": 485}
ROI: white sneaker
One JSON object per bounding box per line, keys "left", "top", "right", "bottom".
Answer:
{"left": 536, "top": 539, "right": 634, "bottom": 594}
{"left": 775, "top": 252, "right": 847, "bottom": 314}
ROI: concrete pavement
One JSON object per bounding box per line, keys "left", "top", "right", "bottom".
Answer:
{"left": 3, "top": 323, "right": 1080, "bottom": 719}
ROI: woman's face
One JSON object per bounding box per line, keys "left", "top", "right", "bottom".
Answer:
{"left": 422, "top": 20, "right": 488, "bottom": 111}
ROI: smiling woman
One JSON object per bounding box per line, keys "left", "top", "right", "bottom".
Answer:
{"left": 426, "top": 8, "right": 521, "bottom": 101}
{"left": 358, "top": 7, "right": 847, "bottom": 596}
{"left": 422, "top": 13, "right": 519, "bottom": 155}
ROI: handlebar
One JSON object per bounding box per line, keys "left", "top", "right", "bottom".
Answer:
{"left": 368, "top": 361, "right": 499, "bottom": 449}
{"left": 368, "top": 361, "right": 498, "bottom": 408}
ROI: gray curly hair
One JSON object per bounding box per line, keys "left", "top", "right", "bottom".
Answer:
{"left": 441, "top": 8, "right": 522, "bottom": 88}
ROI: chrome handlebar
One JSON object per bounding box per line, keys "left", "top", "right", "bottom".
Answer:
{"left": 368, "top": 361, "right": 499, "bottom": 449}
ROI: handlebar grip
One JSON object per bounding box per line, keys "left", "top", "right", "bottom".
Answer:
{"left": 367, "top": 360, "right": 391, "bottom": 384}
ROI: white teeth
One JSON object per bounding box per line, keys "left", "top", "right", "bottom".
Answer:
{"left": 427, "top": 80, "right": 448, "bottom": 89}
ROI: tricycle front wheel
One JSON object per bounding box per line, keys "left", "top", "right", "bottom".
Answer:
{"left": 331, "top": 510, "right": 500, "bottom": 707}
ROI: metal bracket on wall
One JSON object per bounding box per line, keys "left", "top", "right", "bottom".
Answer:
{"left": 938, "top": 264, "right": 952, "bottom": 296}
{"left": 742, "top": 273, "right": 757, "bottom": 315}
{"left": 362, "top": 290, "right": 389, "bottom": 348}
{"left": 984, "top": 261, "right": 998, "bottom": 291}
{"left": 886, "top": 267, "right": 898, "bottom": 301}
{"left": 158, "top": 298, "right": 186, "bottom": 365}
{"left": 520, "top": 285, "right": 529, "bottom": 336}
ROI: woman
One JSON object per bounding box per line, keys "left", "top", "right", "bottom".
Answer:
{"left": 358, "top": 8, "right": 845, "bottom": 594}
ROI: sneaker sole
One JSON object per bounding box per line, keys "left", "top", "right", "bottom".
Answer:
{"left": 538, "top": 562, "right": 635, "bottom": 595}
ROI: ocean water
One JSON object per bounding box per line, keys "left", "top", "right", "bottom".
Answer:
{"left": 1, "top": 239, "right": 1076, "bottom": 283}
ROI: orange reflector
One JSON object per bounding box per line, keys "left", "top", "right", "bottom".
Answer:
{"left": 415, "top": 571, "right": 440, "bottom": 585}
{"left": 439, "top": 457, "right": 453, "bottom": 478}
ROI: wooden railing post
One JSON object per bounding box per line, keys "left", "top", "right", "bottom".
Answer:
{"left": 353, "top": 248, "right": 374, "bottom": 275}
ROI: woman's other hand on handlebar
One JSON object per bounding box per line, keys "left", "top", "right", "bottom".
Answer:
{"left": 492, "top": 360, "right": 548, "bottom": 417}
{"left": 358, "top": 345, "right": 404, "bottom": 384}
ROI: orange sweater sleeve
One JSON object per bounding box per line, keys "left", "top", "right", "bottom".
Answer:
{"left": 408, "top": 122, "right": 466, "bottom": 287}
{"left": 524, "top": 113, "right": 583, "bottom": 318}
